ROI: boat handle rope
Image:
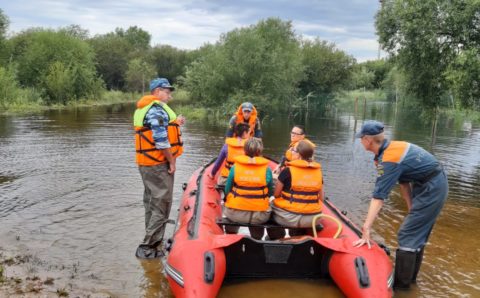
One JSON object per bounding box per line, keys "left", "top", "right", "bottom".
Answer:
{"left": 312, "top": 214, "right": 343, "bottom": 239}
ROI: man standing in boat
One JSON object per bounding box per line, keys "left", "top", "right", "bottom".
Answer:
{"left": 133, "top": 78, "right": 184, "bottom": 259}
{"left": 226, "top": 102, "right": 263, "bottom": 138}
{"left": 353, "top": 120, "right": 448, "bottom": 290}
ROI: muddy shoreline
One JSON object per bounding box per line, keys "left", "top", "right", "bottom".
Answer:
{"left": 0, "top": 247, "right": 114, "bottom": 298}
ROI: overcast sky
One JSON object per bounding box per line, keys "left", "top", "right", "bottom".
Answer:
{"left": 2, "top": 0, "right": 383, "bottom": 62}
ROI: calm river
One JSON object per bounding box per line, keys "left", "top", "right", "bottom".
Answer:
{"left": 0, "top": 102, "right": 479, "bottom": 297}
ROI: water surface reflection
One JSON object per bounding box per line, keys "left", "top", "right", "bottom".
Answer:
{"left": 0, "top": 103, "right": 478, "bottom": 297}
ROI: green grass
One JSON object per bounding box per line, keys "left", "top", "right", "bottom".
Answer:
{"left": 440, "top": 107, "right": 480, "bottom": 125}
{"left": 334, "top": 89, "right": 387, "bottom": 104}
{"left": 0, "top": 90, "right": 139, "bottom": 115}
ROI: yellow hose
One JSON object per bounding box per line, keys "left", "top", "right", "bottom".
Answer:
{"left": 312, "top": 214, "right": 343, "bottom": 238}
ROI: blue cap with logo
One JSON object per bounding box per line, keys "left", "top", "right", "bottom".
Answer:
{"left": 149, "top": 78, "right": 175, "bottom": 92}
{"left": 241, "top": 102, "right": 254, "bottom": 112}
{"left": 355, "top": 120, "right": 385, "bottom": 138}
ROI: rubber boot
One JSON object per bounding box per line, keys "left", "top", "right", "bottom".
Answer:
{"left": 412, "top": 246, "right": 425, "bottom": 283}
{"left": 393, "top": 249, "right": 417, "bottom": 290}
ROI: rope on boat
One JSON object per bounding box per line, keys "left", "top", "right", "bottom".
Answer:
{"left": 312, "top": 214, "right": 343, "bottom": 238}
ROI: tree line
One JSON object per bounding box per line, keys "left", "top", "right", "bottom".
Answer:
{"left": 1, "top": 2, "right": 478, "bottom": 113}
{"left": 376, "top": 0, "right": 480, "bottom": 111}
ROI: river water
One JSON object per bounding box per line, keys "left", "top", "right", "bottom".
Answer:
{"left": 0, "top": 102, "right": 479, "bottom": 297}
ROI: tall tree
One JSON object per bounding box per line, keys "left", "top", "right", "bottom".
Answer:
{"left": 376, "top": 0, "right": 480, "bottom": 109}
{"left": 89, "top": 33, "right": 132, "bottom": 90}
{"left": 150, "top": 45, "right": 191, "bottom": 83}
{"left": 185, "top": 18, "right": 304, "bottom": 111}
{"left": 0, "top": 9, "right": 10, "bottom": 66}
{"left": 300, "top": 39, "right": 354, "bottom": 95}
{"left": 89, "top": 26, "right": 151, "bottom": 90}
{"left": 8, "top": 28, "right": 103, "bottom": 103}
{"left": 125, "top": 58, "right": 156, "bottom": 93}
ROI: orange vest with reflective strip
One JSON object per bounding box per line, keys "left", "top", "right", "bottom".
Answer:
{"left": 381, "top": 141, "right": 410, "bottom": 164}
{"left": 225, "top": 155, "right": 270, "bottom": 212}
{"left": 134, "top": 96, "right": 183, "bottom": 166}
{"left": 285, "top": 138, "right": 316, "bottom": 162}
{"left": 221, "top": 137, "right": 246, "bottom": 177}
{"left": 274, "top": 159, "right": 323, "bottom": 214}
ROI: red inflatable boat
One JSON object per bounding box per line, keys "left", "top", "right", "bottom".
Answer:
{"left": 165, "top": 159, "right": 393, "bottom": 297}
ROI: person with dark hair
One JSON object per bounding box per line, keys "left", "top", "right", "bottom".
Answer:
{"left": 269, "top": 140, "right": 324, "bottom": 239}
{"left": 223, "top": 138, "right": 273, "bottom": 239}
{"left": 274, "top": 125, "right": 316, "bottom": 175}
{"left": 353, "top": 120, "right": 448, "bottom": 290}
{"left": 133, "top": 78, "right": 185, "bottom": 259}
{"left": 225, "top": 102, "right": 262, "bottom": 138}
{"left": 208, "top": 123, "right": 250, "bottom": 187}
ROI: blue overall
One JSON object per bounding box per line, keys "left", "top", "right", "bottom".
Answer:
{"left": 372, "top": 140, "right": 448, "bottom": 252}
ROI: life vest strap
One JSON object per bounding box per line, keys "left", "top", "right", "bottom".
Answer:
{"left": 231, "top": 189, "right": 268, "bottom": 199}
{"left": 140, "top": 150, "right": 165, "bottom": 163}
{"left": 287, "top": 189, "right": 319, "bottom": 196}
{"left": 136, "top": 129, "right": 156, "bottom": 146}
{"left": 136, "top": 148, "right": 158, "bottom": 153}
{"left": 281, "top": 194, "right": 318, "bottom": 204}
{"left": 233, "top": 184, "right": 268, "bottom": 191}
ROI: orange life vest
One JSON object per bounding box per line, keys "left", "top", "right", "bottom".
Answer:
{"left": 233, "top": 104, "right": 259, "bottom": 137}
{"left": 285, "top": 138, "right": 316, "bottom": 163}
{"left": 221, "top": 137, "right": 246, "bottom": 177}
{"left": 134, "top": 95, "right": 183, "bottom": 166}
{"left": 274, "top": 159, "right": 323, "bottom": 214}
{"left": 225, "top": 155, "right": 270, "bottom": 212}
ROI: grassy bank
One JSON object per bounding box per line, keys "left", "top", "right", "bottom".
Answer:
{"left": 334, "top": 89, "right": 387, "bottom": 104}
{"left": 1, "top": 90, "right": 140, "bottom": 115}
{"left": 3, "top": 88, "right": 480, "bottom": 126}
{"left": 0, "top": 87, "right": 213, "bottom": 122}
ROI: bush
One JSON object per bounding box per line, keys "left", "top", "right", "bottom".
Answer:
{"left": 0, "top": 65, "right": 19, "bottom": 108}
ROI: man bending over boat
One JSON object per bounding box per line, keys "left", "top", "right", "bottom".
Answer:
{"left": 207, "top": 123, "right": 250, "bottom": 187}
{"left": 225, "top": 102, "right": 263, "bottom": 138}
{"left": 268, "top": 140, "right": 324, "bottom": 239}
{"left": 353, "top": 120, "right": 448, "bottom": 290}
{"left": 223, "top": 138, "right": 273, "bottom": 239}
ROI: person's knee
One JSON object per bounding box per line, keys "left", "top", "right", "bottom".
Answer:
{"left": 249, "top": 228, "right": 264, "bottom": 240}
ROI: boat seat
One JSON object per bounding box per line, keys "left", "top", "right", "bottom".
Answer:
{"left": 216, "top": 217, "right": 323, "bottom": 231}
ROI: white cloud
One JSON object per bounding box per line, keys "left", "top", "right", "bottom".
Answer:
{"left": 339, "top": 37, "right": 379, "bottom": 52}
{"left": 3, "top": 0, "right": 381, "bottom": 59}
{"left": 293, "top": 21, "right": 346, "bottom": 34}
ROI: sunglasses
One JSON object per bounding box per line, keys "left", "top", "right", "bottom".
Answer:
{"left": 290, "top": 131, "right": 304, "bottom": 135}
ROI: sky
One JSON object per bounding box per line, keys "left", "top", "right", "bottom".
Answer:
{"left": 2, "top": 0, "right": 384, "bottom": 62}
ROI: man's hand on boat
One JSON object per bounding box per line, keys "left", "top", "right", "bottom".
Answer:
{"left": 353, "top": 227, "right": 372, "bottom": 249}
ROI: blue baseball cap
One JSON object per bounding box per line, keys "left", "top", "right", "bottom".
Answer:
{"left": 149, "top": 78, "right": 175, "bottom": 92}
{"left": 355, "top": 120, "right": 385, "bottom": 138}
{"left": 241, "top": 102, "right": 254, "bottom": 112}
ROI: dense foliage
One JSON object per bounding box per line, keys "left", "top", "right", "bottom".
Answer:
{"left": 1, "top": 4, "right": 477, "bottom": 114}
{"left": 184, "top": 18, "right": 355, "bottom": 112}
{"left": 7, "top": 28, "right": 103, "bottom": 104}
{"left": 376, "top": 0, "right": 480, "bottom": 110}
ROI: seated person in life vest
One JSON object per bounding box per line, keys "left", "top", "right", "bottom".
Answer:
{"left": 273, "top": 125, "right": 316, "bottom": 175}
{"left": 268, "top": 140, "right": 324, "bottom": 239}
{"left": 207, "top": 123, "right": 250, "bottom": 187}
{"left": 223, "top": 138, "right": 273, "bottom": 240}
{"left": 225, "top": 102, "right": 263, "bottom": 138}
